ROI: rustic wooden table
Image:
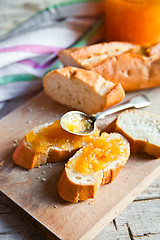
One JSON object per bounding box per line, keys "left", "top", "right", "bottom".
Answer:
{"left": 0, "top": 1, "right": 160, "bottom": 240}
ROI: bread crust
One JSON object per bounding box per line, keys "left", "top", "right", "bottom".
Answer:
{"left": 48, "top": 148, "right": 78, "bottom": 163}
{"left": 105, "top": 83, "right": 125, "bottom": 109}
{"left": 58, "top": 163, "right": 125, "bottom": 202}
{"left": 57, "top": 169, "right": 102, "bottom": 202}
{"left": 13, "top": 138, "right": 48, "bottom": 170}
{"left": 59, "top": 42, "right": 160, "bottom": 91}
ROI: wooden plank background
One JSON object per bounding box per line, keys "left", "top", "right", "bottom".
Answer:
{"left": 0, "top": 1, "right": 160, "bottom": 240}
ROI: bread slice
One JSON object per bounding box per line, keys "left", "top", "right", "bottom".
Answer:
{"left": 112, "top": 109, "right": 160, "bottom": 158}
{"left": 43, "top": 66, "right": 125, "bottom": 114}
{"left": 57, "top": 132, "right": 130, "bottom": 202}
{"left": 13, "top": 120, "right": 99, "bottom": 170}
{"left": 58, "top": 42, "right": 160, "bottom": 91}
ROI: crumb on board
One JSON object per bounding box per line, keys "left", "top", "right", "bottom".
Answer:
{"left": 54, "top": 205, "right": 57, "bottom": 208}
{"left": 89, "top": 200, "right": 95, "bottom": 205}
{"left": 42, "top": 171, "right": 45, "bottom": 174}
{"left": 0, "top": 160, "right": 4, "bottom": 167}
{"left": 37, "top": 176, "right": 40, "bottom": 180}
{"left": 28, "top": 108, "right": 32, "bottom": 112}
{"left": 27, "top": 120, "right": 32, "bottom": 124}
{"left": 42, "top": 178, "right": 47, "bottom": 182}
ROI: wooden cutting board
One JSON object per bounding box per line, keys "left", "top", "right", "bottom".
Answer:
{"left": 0, "top": 87, "right": 160, "bottom": 240}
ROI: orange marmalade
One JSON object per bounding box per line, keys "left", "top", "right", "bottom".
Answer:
{"left": 61, "top": 113, "right": 92, "bottom": 134}
{"left": 105, "top": 0, "right": 160, "bottom": 44}
{"left": 26, "top": 120, "right": 99, "bottom": 153}
{"left": 66, "top": 133, "right": 128, "bottom": 175}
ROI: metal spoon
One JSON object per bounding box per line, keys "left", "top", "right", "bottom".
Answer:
{"left": 60, "top": 95, "right": 151, "bottom": 136}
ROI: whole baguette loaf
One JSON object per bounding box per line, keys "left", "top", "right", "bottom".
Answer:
{"left": 110, "top": 109, "right": 160, "bottom": 158}
{"left": 43, "top": 66, "right": 125, "bottom": 114}
{"left": 58, "top": 42, "right": 160, "bottom": 91}
{"left": 13, "top": 120, "right": 99, "bottom": 170}
{"left": 57, "top": 132, "right": 130, "bottom": 202}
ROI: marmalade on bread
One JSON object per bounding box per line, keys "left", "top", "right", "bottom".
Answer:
{"left": 66, "top": 132, "right": 128, "bottom": 175}
{"left": 26, "top": 120, "right": 99, "bottom": 153}
{"left": 61, "top": 112, "right": 92, "bottom": 134}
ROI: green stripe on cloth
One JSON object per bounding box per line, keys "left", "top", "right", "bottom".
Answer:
{"left": 73, "top": 16, "right": 104, "bottom": 47}
{"left": 47, "top": 0, "right": 103, "bottom": 10}
{"left": 45, "top": 16, "right": 104, "bottom": 73}
{"left": 24, "top": 0, "right": 103, "bottom": 24}
{"left": 0, "top": 60, "right": 63, "bottom": 85}
{"left": 0, "top": 74, "right": 38, "bottom": 85}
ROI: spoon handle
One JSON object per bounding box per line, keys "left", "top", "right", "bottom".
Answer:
{"left": 95, "top": 94, "right": 150, "bottom": 120}
{"left": 95, "top": 102, "right": 132, "bottom": 120}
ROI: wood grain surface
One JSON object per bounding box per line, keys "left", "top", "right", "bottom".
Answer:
{"left": 0, "top": 88, "right": 160, "bottom": 240}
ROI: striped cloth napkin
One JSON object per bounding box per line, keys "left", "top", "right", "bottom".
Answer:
{"left": 0, "top": 0, "right": 104, "bottom": 103}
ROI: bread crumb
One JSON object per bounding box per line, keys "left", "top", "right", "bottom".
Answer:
{"left": 42, "top": 178, "right": 47, "bottom": 182}
{"left": 54, "top": 205, "right": 57, "bottom": 208}
{"left": 0, "top": 160, "right": 4, "bottom": 167}
{"left": 13, "top": 143, "right": 17, "bottom": 147}
{"left": 38, "top": 165, "right": 41, "bottom": 168}
{"left": 89, "top": 200, "right": 95, "bottom": 205}
{"left": 14, "top": 139, "right": 18, "bottom": 143}
{"left": 37, "top": 176, "right": 40, "bottom": 180}
{"left": 27, "top": 120, "right": 32, "bottom": 124}
{"left": 28, "top": 108, "right": 32, "bottom": 112}
{"left": 42, "top": 171, "right": 45, "bottom": 174}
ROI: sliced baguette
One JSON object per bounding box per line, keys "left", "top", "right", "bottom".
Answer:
{"left": 13, "top": 120, "right": 99, "bottom": 170}
{"left": 58, "top": 42, "right": 160, "bottom": 91}
{"left": 43, "top": 66, "right": 125, "bottom": 114}
{"left": 57, "top": 132, "right": 130, "bottom": 202}
{"left": 112, "top": 109, "right": 160, "bottom": 158}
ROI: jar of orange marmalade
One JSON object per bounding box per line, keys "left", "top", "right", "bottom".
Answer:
{"left": 104, "top": 0, "right": 160, "bottom": 44}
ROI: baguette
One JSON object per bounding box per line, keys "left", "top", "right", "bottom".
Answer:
{"left": 58, "top": 42, "right": 160, "bottom": 91}
{"left": 43, "top": 66, "right": 125, "bottom": 114}
{"left": 110, "top": 109, "right": 160, "bottom": 158}
{"left": 13, "top": 120, "right": 99, "bottom": 170}
{"left": 57, "top": 132, "right": 130, "bottom": 202}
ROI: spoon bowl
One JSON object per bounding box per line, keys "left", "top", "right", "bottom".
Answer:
{"left": 60, "top": 95, "right": 151, "bottom": 135}
{"left": 60, "top": 111, "right": 95, "bottom": 135}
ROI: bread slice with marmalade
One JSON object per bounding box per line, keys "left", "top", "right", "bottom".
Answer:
{"left": 57, "top": 132, "right": 130, "bottom": 202}
{"left": 13, "top": 120, "right": 99, "bottom": 170}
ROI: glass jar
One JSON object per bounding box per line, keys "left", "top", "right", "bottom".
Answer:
{"left": 104, "top": 0, "right": 160, "bottom": 44}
